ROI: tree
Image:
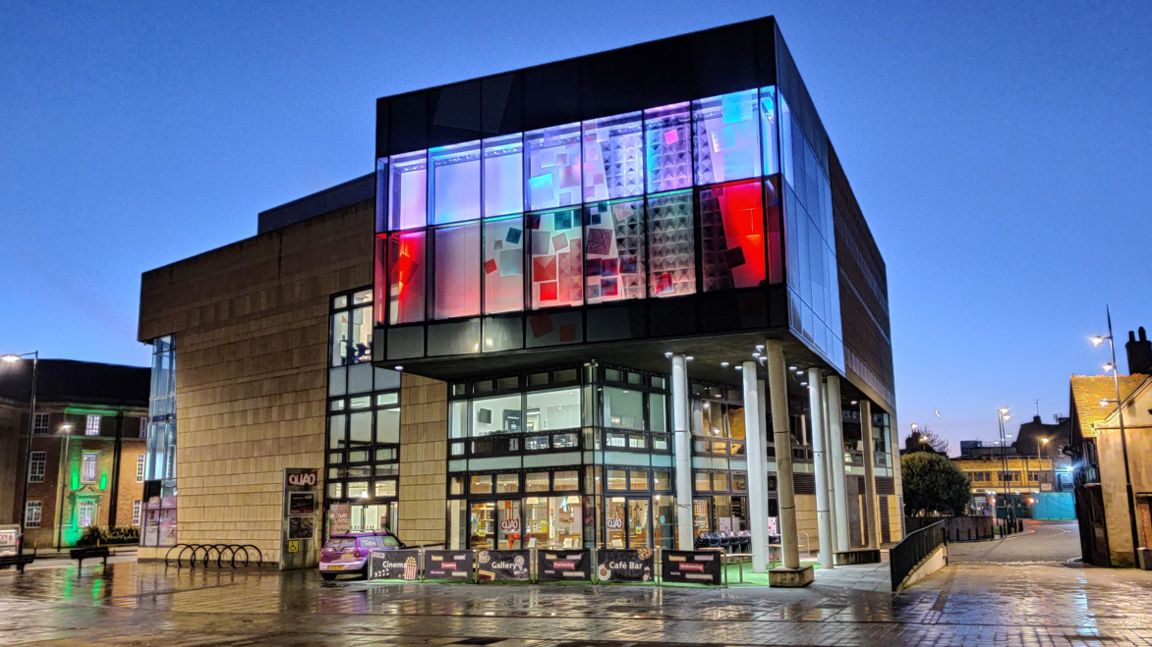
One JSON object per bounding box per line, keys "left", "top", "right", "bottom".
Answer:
{"left": 903, "top": 427, "right": 949, "bottom": 454}
{"left": 901, "top": 452, "right": 971, "bottom": 517}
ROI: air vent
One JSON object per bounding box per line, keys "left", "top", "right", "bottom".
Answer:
{"left": 793, "top": 472, "right": 816, "bottom": 495}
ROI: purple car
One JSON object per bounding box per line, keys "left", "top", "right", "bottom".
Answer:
{"left": 319, "top": 531, "right": 404, "bottom": 580}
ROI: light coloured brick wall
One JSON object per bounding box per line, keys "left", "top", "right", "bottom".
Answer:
{"left": 138, "top": 200, "right": 373, "bottom": 565}
{"left": 795, "top": 493, "right": 818, "bottom": 556}
{"left": 398, "top": 373, "right": 447, "bottom": 545}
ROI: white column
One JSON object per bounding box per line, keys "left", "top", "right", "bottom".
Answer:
{"left": 826, "top": 375, "right": 850, "bottom": 553}
{"left": 671, "top": 354, "right": 693, "bottom": 550}
{"left": 766, "top": 341, "right": 799, "bottom": 570}
{"left": 742, "top": 361, "right": 769, "bottom": 573}
{"left": 822, "top": 386, "right": 838, "bottom": 556}
{"left": 808, "top": 368, "right": 833, "bottom": 569}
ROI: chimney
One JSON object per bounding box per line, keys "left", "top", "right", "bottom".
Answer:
{"left": 1127, "top": 327, "right": 1152, "bottom": 375}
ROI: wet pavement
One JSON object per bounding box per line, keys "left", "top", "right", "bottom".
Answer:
{"left": 2, "top": 539, "right": 1151, "bottom": 647}
{"left": 949, "top": 520, "right": 1081, "bottom": 564}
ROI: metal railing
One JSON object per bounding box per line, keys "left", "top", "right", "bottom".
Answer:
{"left": 164, "top": 543, "right": 264, "bottom": 568}
{"left": 889, "top": 520, "right": 946, "bottom": 592}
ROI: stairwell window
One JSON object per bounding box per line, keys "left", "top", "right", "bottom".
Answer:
{"left": 81, "top": 452, "right": 98, "bottom": 483}
{"left": 25, "top": 501, "right": 41, "bottom": 528}
{"left": 29, "top": 451, "right": 46, "bottom": 483}
{"left": 85, "top": 415, "right": 101, "bottom": 436}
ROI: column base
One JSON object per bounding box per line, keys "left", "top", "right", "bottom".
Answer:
{"left": 769, "top": 565, "right": 814, "bottom": 587}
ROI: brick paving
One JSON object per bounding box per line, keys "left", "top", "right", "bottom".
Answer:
{"left": 1, "top": 534, "right": 1150, "bottom": 647}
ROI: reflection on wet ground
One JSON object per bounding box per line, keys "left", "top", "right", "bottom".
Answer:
{"left": 1, "top": 558, "right": 1151, "bottom": 646}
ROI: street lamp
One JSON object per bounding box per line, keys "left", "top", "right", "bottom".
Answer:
{"left": 1091, "top": 306, "right": 1141, "bottom": 567}
{"left": 997, "top": 407, "right": 1012, "bottom": 521}
{"left": 2, "top": 351, "right": 38, "bottom": 556}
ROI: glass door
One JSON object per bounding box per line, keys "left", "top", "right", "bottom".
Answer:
{"left": 496, "top": 499, "right": 522, "bottom": 549}
{"left": 605, "top": 497, "right": 627, "bottom": 549}
{"left": 470, "top": 502, "right": 495, "bottom": 549}
{"left": 627, "top": 498, "right": 651, "bottom": 548}
{"left": 692, "top": 497, "right": 712, "bottom": 539}
{"left": 653, "top": 495, "right": 675, "bottom": 549}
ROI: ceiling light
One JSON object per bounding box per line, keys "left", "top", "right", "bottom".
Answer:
{"left": 735, "top": 365, "right": 743, "bottom": 371}
{"left": 686, "top": 356, "right": 694, "bottom": 361}
{"left": 756, "top": 345, "right": 765, "bottom": 352}
{"left": 800, "top": 381, "right": 808, "bottom": 387}
{"left": 664, "top": 351, "right": 673, "bottom": 358}
{"left": 720, "top": 361, "right": 729, "bottom": 368}
{"left": 788, "top": 365, "right": 797, "bottom": 370}
{"left": 394, "top": 366, "right": 403, "bottom": 371}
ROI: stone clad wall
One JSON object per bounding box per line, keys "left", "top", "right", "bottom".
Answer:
{"left": 138, "top": 201, "right": 373, "bottom": 565}
{"left": 398, "top": 373, "right": 447, "bottom": 545}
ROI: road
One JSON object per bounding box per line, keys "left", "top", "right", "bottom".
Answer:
{"left": 948, "top": 520, "right": 1081, "bottom": 563}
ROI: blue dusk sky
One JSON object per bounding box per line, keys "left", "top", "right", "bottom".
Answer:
{"left": 2, "top": 1, "right": 1150, "bottom": 452}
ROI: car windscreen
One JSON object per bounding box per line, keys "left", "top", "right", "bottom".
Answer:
{"left": 381, "top": 535, "right": 401, "bottom": 548}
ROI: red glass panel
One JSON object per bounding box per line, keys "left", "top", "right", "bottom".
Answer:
{"left": 388, "top": 231, "right": 426, "bottom": 324}
{"left": 699, "top": 180, "right": 765, "bottom": 291}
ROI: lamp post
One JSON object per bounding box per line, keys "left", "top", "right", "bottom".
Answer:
{"left": 997, "top": 407, "right": 1012, "bottom": 522}
{"left": 2, "top": 351, "right": 39, "bottom": 556}
{"left": 1091, "top": 306, "right": 1140, "bottom": 566}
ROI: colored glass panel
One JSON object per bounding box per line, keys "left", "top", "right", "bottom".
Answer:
{"left": 430, "top": 141, "right": 481, "bottom": 224}
{"left": 484, "top": 134, "right": 524, "bottom": 217}
{"left": 388, "top": 231, "right": 426, "bottom": 324}
{"left": 388, "top": 150, "right": 427, "bottom": 230}
{"left": 644, "top": 102, "right": 692, "bottom": 193}
{"left": 765, "top": 178, "right": 783, "bottom": 285}
{"left": 433, "top": 222, "right": 480, "bottom": 319}
{"left": 698, "top": 180, "right": 765, "bottom": 291}
{"left": 528, "top": 207, "right": 583, "bottom": 309}
{"left": 692, "top": 90, "right": 761, "bottom": 185}
{"left": 375, "top": 158, "right": 387, "bottom": 232}
{"left": 646, "top": 190, "right": 695, "bottom": 297}
{"left": 759, "top": 86, "right": 779, "bottom": 177}
{"left": 584, "top": 198, "right": 645, "bottom": 303}
{"left": 582, "top": 112, "right": 644, "bottom": 202}
{"left": 525, "top": 123, "right": 582, "bottom": 210}
{"left": 483, "top": 215, "right": 524, "bottom": 314}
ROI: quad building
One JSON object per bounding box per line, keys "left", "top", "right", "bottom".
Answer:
{"left": 136, "top": 16, "right": 901, "bottom": 573}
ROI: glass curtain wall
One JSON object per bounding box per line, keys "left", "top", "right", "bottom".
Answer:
{"left": 689, "top": 382, "right": 749, "bottom": 536}
{"left": 142, "top": 335, "right": 177, "bottom": 547}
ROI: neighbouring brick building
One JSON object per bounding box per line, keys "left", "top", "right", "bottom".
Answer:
{"left": 0, "top": 359, "right": 149, "bottom": 549}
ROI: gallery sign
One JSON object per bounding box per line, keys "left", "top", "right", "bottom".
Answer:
{"left": 536, "top": 550, "right": 591, "bottom": 581}
{"left": 369, "top": 549, "right": 421, "bottom": 581}
{"left": 477, "top": 549, "right": 531, "bottom": 582}
{"left": 595, "top": 548, "right": 654, "bottom": 582}
{"left": 423, "top": 550, "right": 474, "bottom": 581}
{"left": 659, "top": 550, "right": 723, "bottom": 585}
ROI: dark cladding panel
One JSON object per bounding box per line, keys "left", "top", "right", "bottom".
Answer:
{"left": 587, "top": 304, "right": 647, "bottom": 343}
{"left": 754, "top": 18, "right": 778, "bottom": 88}
{"left": 482, "top": 73, "right": 521, "bottom": 135}
{"left": 580, "top": 39, "right": 695, "bottom": 118}
{"left": 690, "top": 22, "right": 759, "bottom": 98}
{"left": 523, "top": 59, "right": 581, "bottom": 131}
{"left": 427, "top": 81, "right": 483, "bottom": 148}
{"left": 649, "top": 297, "right": 698, "bottom": 338}
{"left": 389, "top": 92, "right": 429, "bottom": 154}
{"left": 376, "top": 98, "right": 390, "bottom": 159}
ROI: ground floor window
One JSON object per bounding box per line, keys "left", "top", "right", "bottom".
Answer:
{"left": 691, "top": 494, "right": 748, "bottom": 535}
{"left": 25, "top": 501, "right": 41, "bottom": 528}
{"left": 77, "top": 500, "right": 96, "bottom": 529}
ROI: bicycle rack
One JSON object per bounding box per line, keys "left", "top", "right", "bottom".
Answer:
{"left": 164, "top": 543, "right": 264, "bottom": 568}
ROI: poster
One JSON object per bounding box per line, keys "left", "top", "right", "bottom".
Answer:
{"left": 477, "top": 549, "right": 531, "bottom": 582}
{"left": 369, "top": 549, "right": 421, "bottom": 581}
{"left": 329, "top": 503, "right": 351, "bottom": 535}
{"left": 536, "top": 550, "right": 591, "bottom": 581}
{"left": 766, "top": 516, "right": 779, "bottom": 537}
{"left": 660, "top": 550, "right": 723, "bottom": 585}
{"left": 288, "top": 516, "right": 314, "bottom": 540}
{"left": 288, "top": 492, "right": 316, "bottom": 515}
{"left": 595, "top": 548, "right": 654, "bottom": 583}
{"left": 423, "top": 550, "right": 474, "bottom": 580}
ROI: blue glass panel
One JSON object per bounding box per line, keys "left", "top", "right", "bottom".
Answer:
{"left": 582, "top": 112, "right": 644, "bottom": 202}
{"left": 692, "top": 90, "right": 761, "bottom": 185}
{"left": 759, "top": 87, "right": 779, "bottom": 177}
{"left": 483, "top": 134, "right": 524, "bottom": 217}
{"left": 388, "top": 150, "right": 427, "bottom": 230}
{"left": 525, "top": 124, "right": 582, "bottom": 210}
{"left": 430, "top": 141, "right": 481, "bottom": 225}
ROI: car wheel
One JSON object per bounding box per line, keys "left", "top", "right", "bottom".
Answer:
{"left": 321, "top": 572, "right": 337, "bottom": 581}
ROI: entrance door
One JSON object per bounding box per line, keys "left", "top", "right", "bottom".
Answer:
{"left": 470, "top": 502, "right": 495, "bottom": 549}
{"left": 653, "top": 495, "right": 675, "bottom": 549}
{"left": 692, "top": 497, "right": 712, "bottom": 540}
{"left": 627, "top": 498, "right": 651, "bottom": 548}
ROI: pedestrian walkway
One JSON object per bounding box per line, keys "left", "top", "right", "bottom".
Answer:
{"left": 1, "top": 553, "right": 1150, "bottom": 647}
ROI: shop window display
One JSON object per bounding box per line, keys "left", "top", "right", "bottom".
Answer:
{"left": 692, "top": 90, "right": 761, "bottom": 185}
{"left": 429, "top": 141, "right": 481, "bottom": 224}
{"left": 646, "top": 190, "right": 695, "bottom": 297}
{"left": 525, "top": 123, "right": 582, "bottom": 210}
{"left": 528, "top": 208, "right": 583, "bottom": 309}
{"left": 482, "top": 216, "right": 524, "bottom": 314}
{"left": 582, "top": 112, "right": 644, "bottom": 202}
{"left": 584, "top": 199, "right": 645, "bottom": 303}
{"left": 484, "top": 134, "right": 524, "bottom": 217}
{"left": 698, "top": 181, "right": 766, "bottom": 291}
{"left": 389, "top": 150, "right": 427, "bottom": 230}
{"left": 524, "top": 495, "right": 582, "bottom": 549}
{"left": 644, "top": 102, "right": 692, "bottom": 194}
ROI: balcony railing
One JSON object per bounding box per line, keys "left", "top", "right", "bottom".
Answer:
{"left": 450, "top": 427, "right": 674, "bottom": 459}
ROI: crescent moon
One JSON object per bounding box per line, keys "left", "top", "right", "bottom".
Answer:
{"left": 934, "top": 409, "right": 942, "bottom": 418}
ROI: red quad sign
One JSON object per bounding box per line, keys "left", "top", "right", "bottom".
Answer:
{"left": 287, "top": 471, "right": 317, "bottom": 487}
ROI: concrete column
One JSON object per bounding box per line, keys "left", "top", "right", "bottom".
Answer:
{"left": 860, "top": 400, "right": 881, "bottom": 548}
{"left": 671, "top": 354, "right": 693, "bottom": 550}
{"left": 822, "top": 386, "right": 839, "bottom": 556}
{"left": 808, "top": 368, "right": 833, "bottom": 569}
{"left": 766, "top": 341, "right": 799, "bottom": 570}
{"left": 826, "top": 376, "right": 850, "bottom": 553}
{"left": 742, "top": 361, "right": 769, "bottom": 573}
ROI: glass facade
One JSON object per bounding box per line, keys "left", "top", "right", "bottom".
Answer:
{"left": 327, "top": 287, "right": 404, "bottom": 512}
{"left": 142, "top": 335, "right": 177, "bottom": 547}
{"left": 374, "top": 86, "right": 803, "bottom": 348}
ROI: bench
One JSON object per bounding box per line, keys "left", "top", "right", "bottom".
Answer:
{"left": 0, "top": 554, "right": 35, "bottom": 573}
{"left": 70, "top": 546, "right": 111, "bottom": 572}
